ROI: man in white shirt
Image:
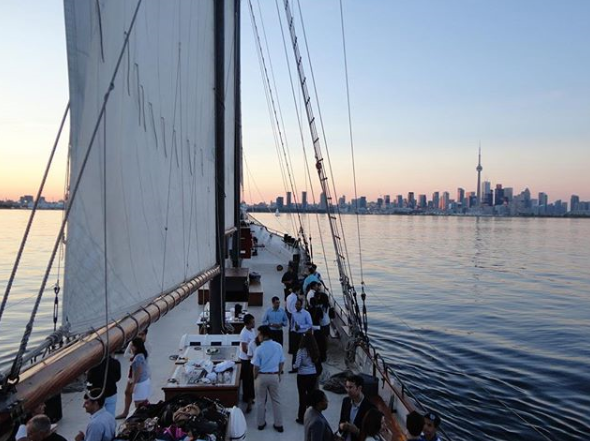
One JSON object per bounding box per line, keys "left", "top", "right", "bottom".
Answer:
{"left": 288, "top": 299, "right": 313, "bottom": 372}
{"left": 252, "top": 325, "right": 285, "bottom": 432}
{"left": 286, "top": 289, "right": 298, "bottom": 356}
{"left": 239, "top": 314, "right": 256, "bottom": 413}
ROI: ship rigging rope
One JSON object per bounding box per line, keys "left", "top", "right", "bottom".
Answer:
{"left": 283, "top": 0, "right": 364, "bottom": 335}
{"left": 6, "top": 0, "right": 144, "bottom": 384}
{"left": 255, "top": 0, "right": 309, "bottom": 242}
{"left": 337, "top": 0, "right": 368, "bottom": 334}
{"left": 248, "top": 0, "right": 308, "bottom": 250}
{"left": 250, "top": 0, "right": 299, "bottom": 241}
{"left": 0, "top": 102, "right": 70, "bottom": 328}
{"left": 294, "top": 0, "right": 356, "bottom": 289}
{"left": 87, "top": 105, "right": 112, "bottom": 402}
{"left": 364, "top": 284, "right": 554, "bottom": 441}
{"left": 243, "top": 155, "right": 290, "bottom": 233}
{"left": 255, "top": 0, "right": 301, "bottom": 240}
{"left": 272, "top": 0, "right": 334, "bottom": 291}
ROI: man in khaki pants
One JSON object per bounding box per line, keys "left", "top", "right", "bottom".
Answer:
{"left": 252, "top": 325, "right": 285, "bottom": 433}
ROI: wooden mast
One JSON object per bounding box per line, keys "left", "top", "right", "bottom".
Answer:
{"left": 231, "top": 0, "right": 242, "bottom": 269}
{"left": 209, "top": 0, "right": 226, "bottom": 334}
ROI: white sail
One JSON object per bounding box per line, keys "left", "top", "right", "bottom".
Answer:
{"left": 224, "top": 0, "right": 236, "bottom": 231}
{"left": 62, "top": 1, "right": 236, "bottom": 334}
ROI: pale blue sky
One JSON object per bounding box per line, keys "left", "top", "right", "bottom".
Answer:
{"left": 1, "top": 1, "right": 589, "bottom": 203}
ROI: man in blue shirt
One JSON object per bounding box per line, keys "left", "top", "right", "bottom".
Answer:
{"left": 252, "top": 325, "right": 285, "bottom": 433}
{"left": 289, "top": 298, "right": 313, "bottom": 372}
{"left": 75, "top": 389, "right": 116, "bottom": 441}
{"left": 261, "top": 296, "right": 289, "bottom": 345}
{"left": 302, "top": 263, "right": 322, "bottom": 294}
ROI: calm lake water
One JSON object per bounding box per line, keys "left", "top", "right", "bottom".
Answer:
{"left": 1, "top": 210, "right": 589, "bottom": 440}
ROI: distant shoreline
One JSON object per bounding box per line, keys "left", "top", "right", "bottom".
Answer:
{"left": 248, "top": 208, "right": 590, "bottom": 219}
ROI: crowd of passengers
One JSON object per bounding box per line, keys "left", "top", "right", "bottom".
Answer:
{"left": 235, "top": 261, "right": 443, "bottom": 441}
{"left": 12, "top": 264, "right": 442, "bottom": 441}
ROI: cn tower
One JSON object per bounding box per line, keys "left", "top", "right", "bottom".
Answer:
{"left": 476, "top": 145, "right": 483, "bottom": 206}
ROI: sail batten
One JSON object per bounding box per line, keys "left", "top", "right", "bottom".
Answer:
{"left": 63, "top": 1, "right": 236, "bottom": 335}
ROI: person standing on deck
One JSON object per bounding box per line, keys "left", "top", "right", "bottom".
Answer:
{"left": 294, "top": 332, "right": 320, "bottom": 424}
{"left": 281, "top": 264, "right": 298, "bottom": 298}
{"left": 420, "top": 412, "right": 442, "bottom": 441}
{"left": 359, "top": 408, "right": 384, "bottom": 441}
{"left": 239, "top": 314, "right": 256, "bottom": 413}
{"left": 252, "top": 325, "right": 285, "bottom": 433}
{"left": 86, "top": 355, "right": 121, "bottom": 416}
{"left": 14, "top": 402, "right": 46, "bottom": 441}
{"left": 26, "top": 415, "right": 67, "bottom": 441}
{"left": 339, "top": 374, "right": 375, "bottom": 441}
{"left": 286, "top": 288, "right": 298, "bottom": 357}
{"left": 286, "top": 288, "right": 298, "bottom": 323}
{"left": 75, "top": 388, "right": 116, "bottom": 441}
{"left": 304, "top": 390, "right": 340, "bottom": 441}
{"left": 262, "top": 296, "right": 288, "bottom": 345}
{"left": 405, "top": 411, "right": 425, "bottom": 441}
{"left": 117, "top": 327, "right": 150, "bottom": 419}
{"left": 125, "top": 337, "right": 151, "bottom": 410}
{"left": 289, "top": 299, "right": 313, "bottom": 372}
{"left": 302, "top": 263, "right": 322, "bottom": 294}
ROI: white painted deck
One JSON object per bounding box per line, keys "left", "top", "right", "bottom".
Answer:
{"left": 56, "top": 225, "right": 346, "bottom": 440}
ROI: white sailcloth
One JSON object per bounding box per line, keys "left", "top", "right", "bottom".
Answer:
{"left": 63, "top": 1, "right": 236, "bottom": 334}
{"left": 224, "top": 0, "right": 236, "bottom": 231}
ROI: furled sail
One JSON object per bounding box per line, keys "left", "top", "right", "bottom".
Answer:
{"left": 63, "top": 0, "right": 236, "bottom": 334}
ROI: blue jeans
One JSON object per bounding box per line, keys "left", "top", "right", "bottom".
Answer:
{"left": 104, "top": 394, "right": 117, "bottom": 416}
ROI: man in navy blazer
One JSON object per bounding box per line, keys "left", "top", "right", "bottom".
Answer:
{"left": 339, "top": 374, "right": 375, "bottom": 441}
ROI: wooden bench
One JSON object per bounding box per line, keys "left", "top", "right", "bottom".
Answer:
{"left": 248, "top": 280, "right": 263, "bottom": 306}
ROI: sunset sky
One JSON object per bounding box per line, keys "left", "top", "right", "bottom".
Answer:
{"left": 1, "top": 0, "right": 589, "bottom": 204}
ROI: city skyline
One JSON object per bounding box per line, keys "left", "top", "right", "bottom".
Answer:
{"left": 1, "top": 1, "right": 589, "bottom": 202}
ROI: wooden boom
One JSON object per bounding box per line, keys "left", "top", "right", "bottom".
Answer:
{"left": 0, "top": 265, "right": 220, "bottom": 439}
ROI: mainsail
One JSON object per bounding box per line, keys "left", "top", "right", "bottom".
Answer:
{"left": 0, "top": 1, "right": 239, "bottom": 428}
{"left": 62, "top": 0, "right": 236, "bottom": 334}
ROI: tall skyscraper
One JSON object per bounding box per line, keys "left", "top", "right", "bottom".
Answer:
{"left": 440, "top": 192, "right": 450, "bottom": 210}
{"left": 286, "top": 191, "right": 292, "bottom": 209}
{"left": 456, "top": 188, "right": 465, "bottom": 206}
{"left": 432, "top": 192, "right": 440, "bottom": 210}
{"left": 407, "top": 192, "right": 416, "bottom": 208}
{"left": 301, "top": 191, "right": 308, "bottom": 209}
{"left": 276, "top": 196, "right": 284, "bottom": 209}
{"left": 495, "top": 184, "right": 504, "bottom": 206}
{"left": 319, "top": 192, "right": 327, "bottom": 210}
{"left": 359, "top": 196, "right": 367, "bottom": 209}
{"left": 538, "top": 192, "right": 548, "bottom": 207}
{"left": 418, "top": 194, "right": 427, "bottom": 208}
{"left": 476, "top": 146, "right": 483, "bottom": 206}
{"left": 571, "top": 195, "right": 580, "bottom": 212}
{"left": 384, "top": 195, "right": 391, "bottom": 207}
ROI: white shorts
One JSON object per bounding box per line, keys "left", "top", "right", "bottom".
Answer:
{"left": 132, "top": 378, "right": 151, "bottom": 402}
